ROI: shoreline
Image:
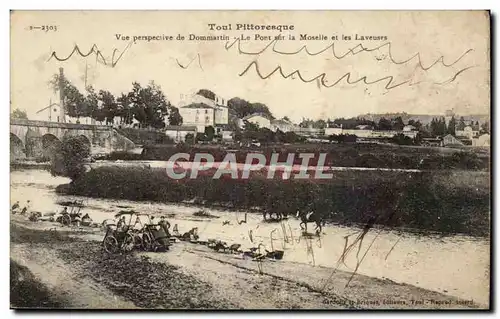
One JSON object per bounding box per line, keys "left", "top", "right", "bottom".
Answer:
{"left": 9, "top": 216, "right": 486, "bottom": 310}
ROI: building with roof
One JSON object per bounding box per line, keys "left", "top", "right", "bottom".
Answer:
{"left": 177, "top": 93, "right": 229, "bottom": 132}
{"left": 442, "top": 134, "right": 464, "bottom": 147}
{"left": 241, "top": 113, "right": 272, "bottom": 129}
{"left": 472, "top": 133, "right": 490, "bottom": 147}
{"left": 165, "top": 125, "right": 198, "bottom": 143}
{"left": 455, "top": 125, "right": 480, "bottom": 140}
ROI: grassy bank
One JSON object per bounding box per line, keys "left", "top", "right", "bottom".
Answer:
{"left": 57, "top": 243, "right": 236, "bottom": 309}
{"left": 59, "top": 166, "right": 490, "bottom": 236}
{"left": 105, "top": 143, "right": 490, "bottom": 171}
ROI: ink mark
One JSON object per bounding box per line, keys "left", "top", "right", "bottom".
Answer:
{"left": 385, "top": 236, "right": 403, "bottom": 261}
{"left": 225, "top": 38, "right": 473, "bottom": 72}
{"left": 239, "top": 60, "right": 476, "bottom": 91}
{"left": 175, "top": 54, "right": 204, "bottom": 71}
{"left": 47, "top": 42, "right": 133, "bottom": 68}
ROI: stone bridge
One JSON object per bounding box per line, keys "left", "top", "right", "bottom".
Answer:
{"left": 10, "top": 119, "right": 136, "bottom": 160}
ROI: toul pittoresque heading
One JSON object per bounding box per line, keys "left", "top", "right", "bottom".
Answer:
{"left": 207, "top": 23, "right": 295, "bottom": 32}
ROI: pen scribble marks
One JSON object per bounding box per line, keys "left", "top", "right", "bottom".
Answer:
{"left": 225, "top": 38, "right": 474, "bottom": 72}
{"left": 47, "top": 41, "right": 133, "bottom": 68}
{"left": 175, "top": 54, "right": 204, "bottom": 71}
{"left": 239, "top": 60, "right": 476, "bottom": 91}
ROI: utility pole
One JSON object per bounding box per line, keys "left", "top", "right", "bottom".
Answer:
{"left": 84, "top": 61, "right": 88, "bottom": 89}
{"left": 58, "top": 67, "right": 66, "bottom": 123}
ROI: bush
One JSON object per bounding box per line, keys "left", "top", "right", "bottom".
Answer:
{"left": 60, "top": 167, "right": 490, "bottom": 236}
{"left": 50, "top": 136, "right": 91, "bottom": 181}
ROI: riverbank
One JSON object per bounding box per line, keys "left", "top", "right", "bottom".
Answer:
{"left": 10, "top": 216, "right": 485, "bottom": 309}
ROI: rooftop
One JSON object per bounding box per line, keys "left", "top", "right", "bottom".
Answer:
{"left": 181, "top": 103, "right": 215, "bottom": 109}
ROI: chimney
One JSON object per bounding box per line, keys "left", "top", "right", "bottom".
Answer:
{"left": 58, "top": 67, "right": 66, "bottom": 123}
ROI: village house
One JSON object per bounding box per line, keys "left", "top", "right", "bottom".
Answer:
{"left": 472, "top": 134, "right": 490, "bottom": 147}
{"left": 442, "top": 134, "right": 464, "bottom": 147}
{"left": 164, "top": 125, "right": 197, "bottom": 143}
{"left": 324, "top": 124, "right": 418, "bottom": 139}
{"left": 455, "top": 125, "right": 480, "bottom": 139}
{"left": 403, "top": 125, "right": 417, "bottom": 132}
{"left": 241, "top": 113, "right": 272, "bottom": 130}
{"left": 177, "top": 93, "right": 229, "bottom": 132}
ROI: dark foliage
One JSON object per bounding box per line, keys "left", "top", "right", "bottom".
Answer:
{"left": 50, "top": 136, "right": 91, "bottom": 181}
{"left": 62, "top": 167, "right": 490, "bottom": 236}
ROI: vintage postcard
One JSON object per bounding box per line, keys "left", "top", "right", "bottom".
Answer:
{"left": 10, "top": 10, "right": 491, "bottom": 310}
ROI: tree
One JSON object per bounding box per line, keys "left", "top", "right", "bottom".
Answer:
{"left": 430, "top": 117, "right": 447, "bottom": 136}
{"left": 116, "top": 93, "right": 134, "bottom": 125}
{"left": 314, "top": 119, "right": 327, "bottom": 129}
{"left": 392, "top": 133, "right": 413, "bottom": 145}
{"left": 168, "top": 106, "right": 183, "bottom": 126}
{"left": 123, "top": 81, "right": 170, "bottom": 129}
{"left": 50, "top": 136, "right": 91, "bottom": 181}
{"left": 392, "top": 116, "right": 405, "bottom": 131}
{"left": 447, "top": 116, "right": 457, "bottom": 136}
{"left": 481, "top": 121, "right": 490, "bottom": 134}
{"left": 282, "top": 116, "right": 291, "bottom": 122}
{"left": 197, "top": 89, "right": 216, "bottom": 101}
{"left": 85, "top": 86, "right": 101, "bottom": 121}
{"left": 377, "top": 117, "right": 392, "bottom": 130}
{"left": 185, "top": 133, "right": 195, "bottom": 144}
{"left": 204, "top": 126, "right": 215, "bottom": 141}
{"left": 457, "top": 116, "right": 466, "bottom": 131}
{"left": 98, "top": 90, "right": 119, "bottom": 125}
{"left": 11, "top": 108, "right": 28, "bottom": 119}
{"left": 49, "top": 73, "right": 88, "bottom": 118}
{"left": 299, "top": 118, "right": 314, "bottom": 128}
{"left": 227, "top": 97, "right": 274, "bottom": 119}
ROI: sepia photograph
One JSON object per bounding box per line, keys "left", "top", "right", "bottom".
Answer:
{"left": 9, "top": 10, "right": 491, "bottom": 310}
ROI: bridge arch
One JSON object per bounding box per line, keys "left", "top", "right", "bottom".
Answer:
{"left": 42, "top": 134, "right": 61, "bottom": 148}
{"left": 10, "top": 133, "right": 25, "bottom": 160}
{"left": 41, "top": 134, "right": 62, "bottom": 160}
{"left": 25, "top": 129, "right": 43, "bottom": 158}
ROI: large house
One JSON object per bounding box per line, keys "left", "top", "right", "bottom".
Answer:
{"left": 177, "top": 93, "right": 229, "bottom": 132}
{"left": 455, "top": 125, "right": 480, "bottom": 139}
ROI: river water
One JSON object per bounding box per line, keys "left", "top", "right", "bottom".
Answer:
{"left": 10, "top": 169, "right": 490, "bottom": 306}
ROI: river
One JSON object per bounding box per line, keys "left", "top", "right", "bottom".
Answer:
{"left": 10, "top": 169, "right": 490, "bottom": 306}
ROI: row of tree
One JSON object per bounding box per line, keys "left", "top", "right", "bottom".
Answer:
{"left": 48, "top": 73, "right": 184, "bottom": 129}
{"left": 432, "top": 116, "right": 490, "bottom": 137}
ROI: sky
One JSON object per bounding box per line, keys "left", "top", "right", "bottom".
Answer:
{"left": 10, "top": 11, "right": 490, "bottom": 124}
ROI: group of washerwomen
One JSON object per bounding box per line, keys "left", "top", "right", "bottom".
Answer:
{"left": 11, "top": 200, "right": 93, "bottom": 226}
{"left": 11, "top": 200, "right": 31, "bottom": 216}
